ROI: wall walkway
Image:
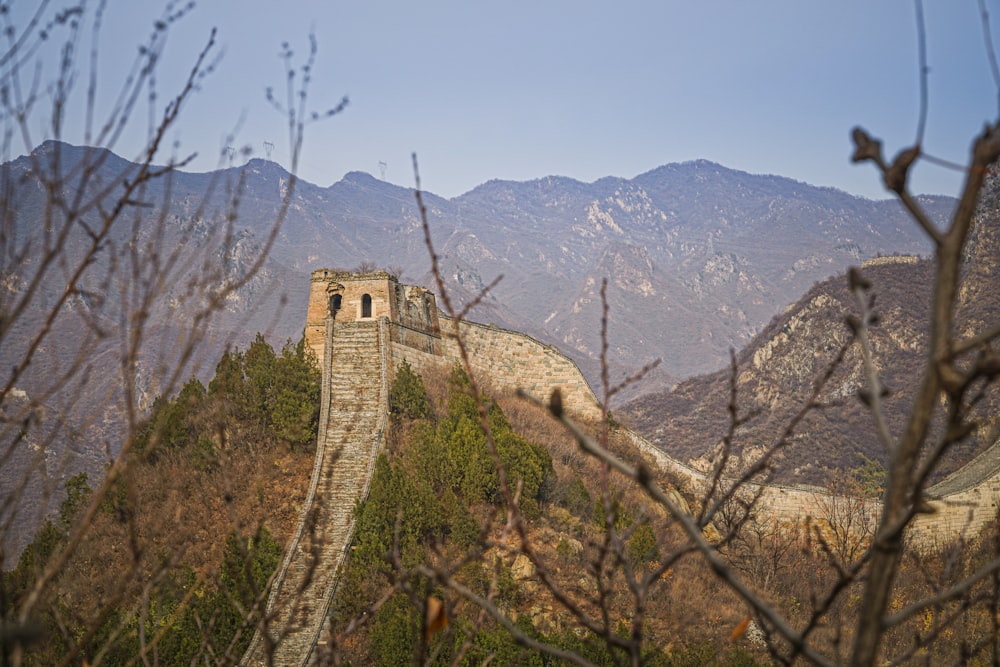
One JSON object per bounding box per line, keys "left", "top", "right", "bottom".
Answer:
{"left": 243, "top": 319, "right": 388, "bottom": 667}
{"left": 626, "top": 427, "right": 1000, "bottom": 548}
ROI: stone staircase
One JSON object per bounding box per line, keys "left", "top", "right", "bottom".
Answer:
{"left": 243, "top": 318, "right": 388, "bottom": 666}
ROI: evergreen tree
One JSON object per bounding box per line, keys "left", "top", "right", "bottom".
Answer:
{"left": 271, "top": 338, "right": 321, "bottom": 449}
{"left": 242, "top": 333, "right": 278, "bottom": 430}
{"left": 389, "top": 359, "right": 432, "bottom": 420}
{"left": 208, "top": 348, "right": 245, "bottom": 403}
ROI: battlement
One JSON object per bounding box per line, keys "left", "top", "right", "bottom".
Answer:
{"left": 860, "top": 254, "right": 919, "bottom": 268}
{"left": 306, "top": 269, "right": 442, "bottom": 362}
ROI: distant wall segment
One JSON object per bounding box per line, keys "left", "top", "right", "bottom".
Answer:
{"left": 628, "top": 424, "right": 1000, "bottom": 549}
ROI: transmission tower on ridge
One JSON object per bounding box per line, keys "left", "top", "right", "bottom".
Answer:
{"left": 263, "top": 141, "right": 274, "bottom": 160}
{"left": 378, "top": 160, "right": 387, "bottom": 180}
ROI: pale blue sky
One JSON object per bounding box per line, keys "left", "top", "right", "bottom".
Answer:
{"left": 12, "top": 1, "right": 999, "bottom": 199}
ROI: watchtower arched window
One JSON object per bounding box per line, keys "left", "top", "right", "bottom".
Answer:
{"left": 361, "top": 293, "right": 372, "bottom": 318}
{"left": 329, "top": 294, "right": 342, "bottom": 317}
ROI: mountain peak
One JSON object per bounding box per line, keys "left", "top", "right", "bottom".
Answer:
{"left": 342, "top": 170, "right": 380, "bottom": 184}
{"left": 242, "top": 158, "right": 291, "bottom": 180}
{"left": 30, "top": 140, "right": 116, "bottom": 164}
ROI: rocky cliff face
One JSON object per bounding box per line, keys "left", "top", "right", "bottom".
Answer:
{"left": 430, "top": 162, "right": 952, "bottom": 399}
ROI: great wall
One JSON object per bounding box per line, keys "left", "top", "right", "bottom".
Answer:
{"left": 243, "top": 269, "right": 1000, "bottom": 665}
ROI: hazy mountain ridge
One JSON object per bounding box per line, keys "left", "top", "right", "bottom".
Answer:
{"left": 437, "top": 161, "right": 954, "bottom": 394}
{"left": 2, "top": 142, "right": 958, "bottom": 430}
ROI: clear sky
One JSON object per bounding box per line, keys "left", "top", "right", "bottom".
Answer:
{"left": 12, "top": 1, "right": 999, "bottom": 200}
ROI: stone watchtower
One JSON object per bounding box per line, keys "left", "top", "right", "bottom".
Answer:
{"left": 305, "top": 269, "right": 443, "bottom": 364}
{"left": 246, "top": 269, "right": 444, "bottom": 665}
{"left": 247, "top": 267, "right": 605, "bottom": 665}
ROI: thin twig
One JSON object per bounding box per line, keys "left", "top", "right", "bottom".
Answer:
{"left": 914, "top": 0, "right": 929, "bottom": 146}
{"left": 849, "top": 273, "right": 894, "bottom": 453}
{"left": 980, "top": 0, "right": 1000, "bottom": 117}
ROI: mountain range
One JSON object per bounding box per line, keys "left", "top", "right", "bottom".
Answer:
{"left": 0, "top": 141, "right": 965, "bottom": 472}
{"left": 271, "top": 158, "right": 955, "bottom": 397}
{"left": 53, "top": 148, "right": 961, "bottom": 347}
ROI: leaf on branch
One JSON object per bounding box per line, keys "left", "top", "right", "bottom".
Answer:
{"left": 730, "top": 615, "right": 751, "bottom": 641}
{"left": 848, "top": 267, "right": 871, "bottom": 291}
{"left": 944, "top": 420, "right": 977, "bottom": 443}
{"left": 424, "top": 595, "right": 448, "bottom": 641}
{"left": 857, "top": 388, "right": 873, "bottom": 407}
{"left": 976, "top": 352, "right": 1000, "bottom": 379}
{"left": 857, "top": 383, "right": 890, "bottom": 407}
{"left": 936, "top": 362, "right": 967, "bottom": 394}
{"left": 548, "top": 388, "right": 563, "bottom": 418}
{"left": 636, "top": 463, "right": 651, "bottom": 486}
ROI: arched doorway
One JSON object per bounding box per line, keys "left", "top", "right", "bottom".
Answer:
{"left": 361, "top": 293, "right": 372, "bottom": 318}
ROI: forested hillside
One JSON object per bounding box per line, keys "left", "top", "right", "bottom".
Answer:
{"left": 319, "top": 361, "right": 1000, "bottom": 665}
{"left": 327, "top": 362, "right": 767, "bottom": 666}
{"left": 1, "top": 337, "right": 318, "bottom": 665}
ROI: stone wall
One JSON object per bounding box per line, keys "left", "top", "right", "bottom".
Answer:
{"left": 388, "top": 317, "right": 602, "bottom": 421}
{"left": 861, "top": 254, "right": 919, "bottom": 268}
{"left": 306, "top": 271, "right": 1000, "bottom": 550}
{"left": 386, "top": 312, "right": 1000, "bottom": 549}
{"left": 628, "top": 423, "right": 1000, "bottom": 549}
{"left": 909, "top": 440, "right": 1000, "bottom": 546}
{"left": 391, "top": 282, "right": 441, "bottom": 337}
{"left": 307, "top": 270, "right": 441, "bottom": 363}
{"left": 447, "top": 318, "right": 601, "bottom": 420}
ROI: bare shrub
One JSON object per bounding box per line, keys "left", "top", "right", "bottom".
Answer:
{"left": 0, "top": 3, "right": 344, "bottom": 664}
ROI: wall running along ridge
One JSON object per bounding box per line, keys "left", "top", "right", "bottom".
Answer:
{"left": 248, "top": 269, "right": 1000, "bottom": 663}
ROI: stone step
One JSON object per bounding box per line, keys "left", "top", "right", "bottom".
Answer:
{"left": 242, "top": 320, "right": 387, "bottom": 667}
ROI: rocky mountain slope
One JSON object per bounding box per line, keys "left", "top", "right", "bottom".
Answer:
{"left": 12, "top": 143, "right": 954, "bottom": 376}
{"left": 401, "top": 163, "right": 952, "bottom": 396}
{"left": 621, "top": 179, "right": 1000, "bottom": 486}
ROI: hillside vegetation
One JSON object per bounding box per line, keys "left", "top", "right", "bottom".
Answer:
{"left": 1, "top": 337, "right": 318, "bottom": 665}
{"left": 329, "top": 362, "right": 768, "bottom": 665}
{"left": 324, "top": 359, "right": 1000, "bottom": 665}
{"left": 7, "top": 331, "right": 1000, "bottom": 664}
